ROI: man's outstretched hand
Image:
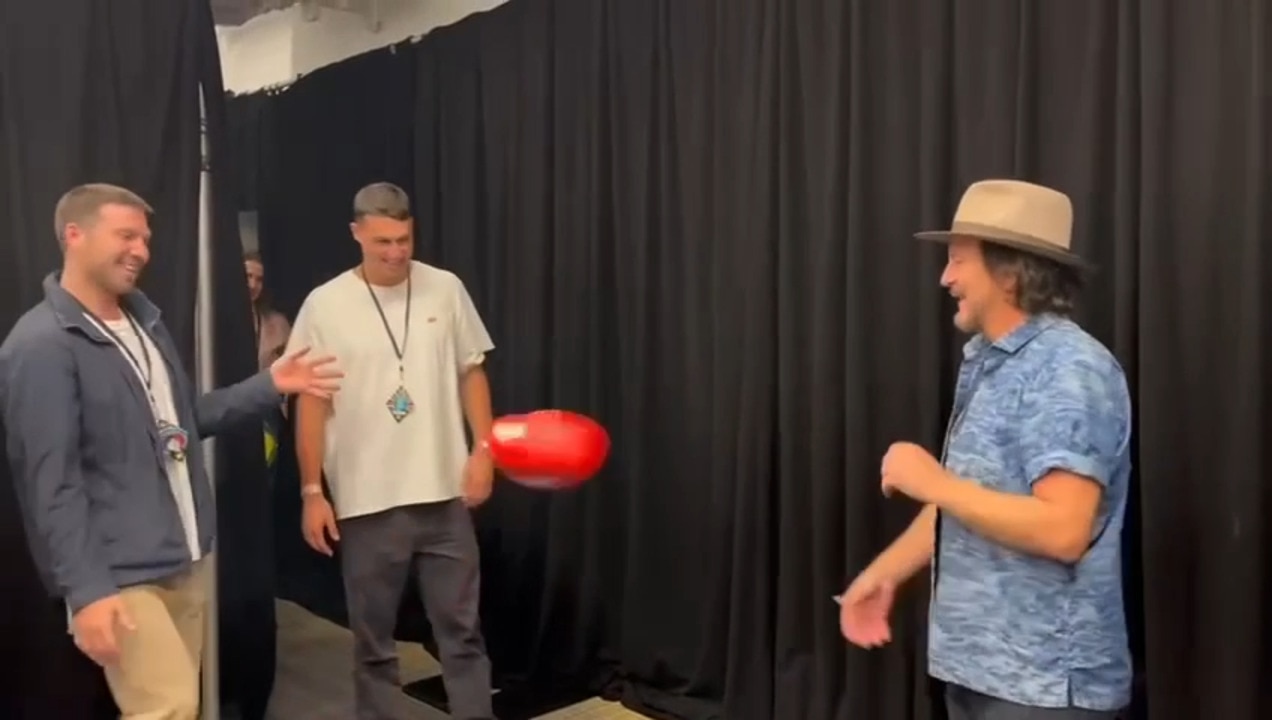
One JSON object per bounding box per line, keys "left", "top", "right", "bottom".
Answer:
{"left": 271, "top": 347, "right": 343, "bottom": 399}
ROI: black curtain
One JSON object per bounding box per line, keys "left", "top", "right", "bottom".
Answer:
{"left": 228, "top": 1, "right": 1272, "bottom": 719}
{"left": 0, "top": 0, "right": 276, "bottom": 718}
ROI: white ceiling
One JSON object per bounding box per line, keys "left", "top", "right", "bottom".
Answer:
{"left": 212, "top": 0, "right": 379, "bottom": 27}
{"left": 216, "top": 0, "right": 505, "bottom": 94}
{"left": 211, "top": 0, "right": 293, "bottom": 26}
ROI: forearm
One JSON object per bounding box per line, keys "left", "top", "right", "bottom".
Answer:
{"left": 931, "top": 475, "right": 1084, "bottom": 563}
{"left": 294, "top": 395, "right": 328, "bottom": 493}
{"left": 195, "top": 371, "right": 281, "bottom": 437}
{"left": 865, "top": 504, "right": 937, "bottom": 585}
{"left": 460, "top": 365, "right": 493, "bottom": 447}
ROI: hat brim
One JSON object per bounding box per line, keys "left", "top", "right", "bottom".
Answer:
{"left": 914, "top": 229, "right": 1094, "bottom": 272}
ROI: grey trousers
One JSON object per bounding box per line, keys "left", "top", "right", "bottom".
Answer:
{"left": 338, "top": 500, "right": 494, "bottom": 720}
{"left": 945, "top": 685, "right": 1122, "bottom": 720}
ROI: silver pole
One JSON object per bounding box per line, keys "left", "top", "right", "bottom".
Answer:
{"left": 196, "top": 86, "right": 221, "bottom": 720}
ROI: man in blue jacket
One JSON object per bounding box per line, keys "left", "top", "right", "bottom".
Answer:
{"left": 0, "top": 183, "right": 342, "bottom": 719}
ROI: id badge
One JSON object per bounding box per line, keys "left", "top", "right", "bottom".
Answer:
{"left": 157, "top": 418, "right": 190, "bottom": 462}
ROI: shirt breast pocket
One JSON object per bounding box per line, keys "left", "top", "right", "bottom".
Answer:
{"left": 953, "top": 381, "right": 1028, "bottom": 492}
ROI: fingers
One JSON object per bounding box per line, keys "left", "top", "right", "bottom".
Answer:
{"left": 866, "top": 617, "right": 893, "bottom": 646}
{"left": 304, "top": 368, "right": 344, "bottom": 400}
{"left": 840, "top": 581, "right": 895, "bottom": 649}
{"left": 73, "top": 598, "right": 138, "bottom": 667}
{"left": 880, "top": 474, "right": 896, "bottom": 497}
{"left": 114, "top": 604, "right": 137, "bottom": 632}
{"left": 303, "top": 513, "right": 341, "bottom": 556}
{"left": 842, "top": 616, "right": 892, "bottom": 648}
{"left": 77, "top": 624, "right": 121, "bottom": 667}
{"left": 307, "top": 367, "right": 344, "bottom": 385}
{"left": 304, "top": 354, "right": 342, "bottom": 371}
{"left": 303, "top": 524, "right": 333, "bottom": 556}
{"left": 462, "top": 474, "right": 492, "bottom": 508}
{"left": 310, "top": 533, "right": 333, "bottom": 556}
{"left": 871, "top": 624, "right": 893, "bottom": 647}
{"left": 276, "top": 351, "right": 345, "bottom": 400}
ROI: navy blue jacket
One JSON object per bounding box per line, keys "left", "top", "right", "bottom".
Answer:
{"left": 0, "top": 273, "right": 280, "bottom": 612}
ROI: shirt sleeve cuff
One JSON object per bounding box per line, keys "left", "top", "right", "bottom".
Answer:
{"left": 1026, "top": 451, "right": 1108, "bottom": 488}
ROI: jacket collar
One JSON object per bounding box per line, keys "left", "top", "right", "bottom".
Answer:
{"left": 42, "top": 271, "right": 163, "bottom": 342}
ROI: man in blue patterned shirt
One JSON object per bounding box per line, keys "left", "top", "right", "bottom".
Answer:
{"left": 839, "top": 180, "right": 1132, "bottom": 719}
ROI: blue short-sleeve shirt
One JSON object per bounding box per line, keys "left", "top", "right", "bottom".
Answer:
{"left": 927, "top": 315, "right": 1133, "bottom": 711}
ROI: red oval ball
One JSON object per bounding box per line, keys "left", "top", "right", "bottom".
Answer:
{"left": 487, "top": 410, "right": 610, "bottom": 489}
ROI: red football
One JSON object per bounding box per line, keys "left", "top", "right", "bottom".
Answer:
{"left": 485, "top": 410, "right": 611, "bottom": 489}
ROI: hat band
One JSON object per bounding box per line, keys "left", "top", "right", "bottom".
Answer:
{"left": 950, "top": 220, "right": 1071, "bottom": 255}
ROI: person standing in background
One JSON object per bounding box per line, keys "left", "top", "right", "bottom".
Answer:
{"left": 0, "top": 183, "right": 343, "bottom": 720}
{"left": 245, "top": 249, "right": 292, "bottom": 469}
{"left": 288, "top": 182, "right": 498, "bottom": 720}
{"left": 245, "top": 249, "right": 292, "bottom": 371}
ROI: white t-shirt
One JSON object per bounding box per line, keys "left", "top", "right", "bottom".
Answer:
{"left": 286, "top": 261, "right": 495, "bottom": 520}
{"left": 91, "top": 314, "right": 202, "bottom": 561}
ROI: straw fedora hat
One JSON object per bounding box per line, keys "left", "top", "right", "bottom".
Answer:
{"left": 914, "top": 179, "right": 1089, "bottom": 269}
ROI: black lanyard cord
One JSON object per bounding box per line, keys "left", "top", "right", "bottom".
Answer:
{"left": 361, "top": 268, "right": 412, "bottom": 378}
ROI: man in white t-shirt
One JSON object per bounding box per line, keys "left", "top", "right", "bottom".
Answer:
{"left": 288, "top": 182, "right": 498, "bottom": 720}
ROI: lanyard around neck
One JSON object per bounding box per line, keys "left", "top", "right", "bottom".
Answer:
{"left": 85, "top": 311, "right": 156, "bottom": 398}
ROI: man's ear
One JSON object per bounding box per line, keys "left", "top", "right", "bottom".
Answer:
{"left": 63, "top": 223, "right": 83, "bottom": 249}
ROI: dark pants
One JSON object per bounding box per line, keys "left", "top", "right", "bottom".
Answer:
{"left": 338, "top": 500, "right": 494, "bottom": 720}
{"left": 945, "top": 684, "right": 1121, "bottom": 720}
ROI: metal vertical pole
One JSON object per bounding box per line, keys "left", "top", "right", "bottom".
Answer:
{"left": 196, "top": 86, "right": 222, "bottom": 720}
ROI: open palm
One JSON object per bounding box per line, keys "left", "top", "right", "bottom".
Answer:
{"left": 271, "top": 347, "right": 343, "bottom": 399}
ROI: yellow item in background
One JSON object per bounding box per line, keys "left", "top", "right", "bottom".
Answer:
{"left": 264, "top": 429, "right": 278, "bottom": 467}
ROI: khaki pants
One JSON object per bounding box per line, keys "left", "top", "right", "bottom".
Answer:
{"left": 101, "top": 557, "right": 210, "bottom": 720}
